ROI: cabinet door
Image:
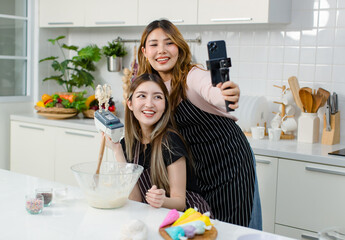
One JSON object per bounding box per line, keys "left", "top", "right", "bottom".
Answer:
{"left": 39, "top": 0, "right": 85, "bottom": 27}
{"left": 198, "top": 0, "right": 290, "bottom": 24}
{"left": 275, "top": 224, "right": 318, "bottom": 240}
{"left": 10, "top": 121, "right": 55, "bottom": 181}
{"left": 138, "top": 0, "right": 197, "bottom": 25}
{"left": 276, "top": 159, "right": 345, "bottom": 233}
{"left": 255, "top": 155, "right": 278, "bottom": 233}
{"left": 85, "top": 0, "right": 138, "bottom": 27}
{"left": 55, "top": 128, "right": 100, "bottom": 186}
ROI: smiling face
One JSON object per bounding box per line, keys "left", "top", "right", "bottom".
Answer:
{"left": 142, "top": 28, "right": 179, "bottom": 81}
{"left": 127, "top": 81, "right": 166, "bottom": 134}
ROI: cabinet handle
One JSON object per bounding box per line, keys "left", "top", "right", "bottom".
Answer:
{"left": 95, "top": 21, "right": 125, "bottom": 25}
{"left": 65, "top": 131, "right": 95, "bottom": 138}
{"left": 19, "top": 125, "right": 44, "bottom": 131}
{"left": 210, "top": 18, "right": 253, "bottom": 22}
{"left": 305, "top": 165, "right": 345, "bottom": 177}
{"left": 301, "top": 233, "right": 318, "bottom": 240}
{"left": 170, "top": 19, "right": 184, "bottom": 23}
{"left": 48, "top": 22, "right": 74, "bottom": 25}
{"left": 256, "top": 159, "right": 271, "bottom": 164}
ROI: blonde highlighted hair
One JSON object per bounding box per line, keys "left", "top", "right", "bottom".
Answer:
{"left": 125, "top": 73, "right": 182, "bottom": 194}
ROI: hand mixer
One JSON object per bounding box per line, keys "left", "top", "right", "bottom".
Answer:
{"left": 94, "top": 84, "right": 124, "bottom": 143}
{"left": 93, "top": 84, "right": 124, "bottom": 186}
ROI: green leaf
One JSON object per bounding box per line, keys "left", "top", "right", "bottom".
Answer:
{"left": 39, "top": 56, "right": 58, "bottom": 63}
{"left": 48, "top": 35, "right": 65, "bottom": 45}
{"left": 62, "top": 44, "right": 78, "bottom": 51}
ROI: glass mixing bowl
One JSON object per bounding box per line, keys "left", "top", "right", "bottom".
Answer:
{"left": 71, "top": 161, "right": 143, "bottom": 209}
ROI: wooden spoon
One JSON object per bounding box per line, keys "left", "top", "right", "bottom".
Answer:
{"left": 301, "top": 87, "right": 312, "bottom": 94}
{"left": 317, "top": 88, "right": 330, "bottom": 108}
{"left": 94, "top": 134, "right": 106, "bottom": 187}
{"left": 288, "top": 76, "right": 304, "bottom": 111}
{"left": 299, "top": 89, "right": 313, "bottom": 113}
{"left": 311, "top": 91, "right": 323, "bottom": 113}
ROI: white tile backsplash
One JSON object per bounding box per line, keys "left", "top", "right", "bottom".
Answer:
{"left": 40, "top": 0, "right": 345, "bottom": 140}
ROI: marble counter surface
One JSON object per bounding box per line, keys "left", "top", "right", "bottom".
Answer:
{"left": 0, "top": 169, "right": 293, "bottom": 240}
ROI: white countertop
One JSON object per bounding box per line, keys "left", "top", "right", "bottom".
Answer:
{"left": 11, "top": 113, "right": 98, "bottom": 132}
{"left": 0, "top": 169, "right": 293, "bottom": 240}
{"left": 248, "top": 137, "right": 345, "bottom": 167}
{"left": 10, "top": 113, "right": 345, "bottom": 167}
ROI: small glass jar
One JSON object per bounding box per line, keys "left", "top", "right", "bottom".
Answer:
{"left": 25, "top": 194, "right": 44, "bottom": 214}
{"left": 35, "top": 188, "right": 53, "bottom": 207}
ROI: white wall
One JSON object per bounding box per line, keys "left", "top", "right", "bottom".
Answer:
{"left": 38, "top": 0, "right": 345, "bottom": 142}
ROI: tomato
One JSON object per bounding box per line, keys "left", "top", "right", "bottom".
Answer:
{"left": 108, "top": 105, "right": 115, "bottom": 112}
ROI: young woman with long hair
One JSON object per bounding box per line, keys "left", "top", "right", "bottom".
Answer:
{"left": 106, "top": 73, "right": 211, "bottom": 213}
{"left": 136, "top": 19, "right": 261, "bottom": 228}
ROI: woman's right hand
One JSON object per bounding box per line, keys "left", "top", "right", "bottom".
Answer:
{"left": 101, "top": 132, "right": 121, "bottom": 152}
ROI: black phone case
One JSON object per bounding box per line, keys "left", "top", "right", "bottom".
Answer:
{"left": 207, "top": 40, "right": 227, "bottom": 86}
{"left": 207, "top": 40, "right": 234, "bottom": 112}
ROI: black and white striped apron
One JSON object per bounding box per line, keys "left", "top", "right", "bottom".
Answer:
{"left": 133, "top": 143, "right": 212, "bottom": 214}
{"left": 174, "top": 99, "right": 255, "bottom": 226}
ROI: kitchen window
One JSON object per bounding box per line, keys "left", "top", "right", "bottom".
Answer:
{"left": 0, "top": 0, "right": 32, "bottom": 100}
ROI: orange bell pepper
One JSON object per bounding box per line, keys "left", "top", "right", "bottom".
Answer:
{"left": 59, "top": 94, "right": 75, "bottom": 103}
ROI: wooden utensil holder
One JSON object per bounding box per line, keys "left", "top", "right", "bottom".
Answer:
{"left": 321, "top": 111, "right": 340, "bottom": 145}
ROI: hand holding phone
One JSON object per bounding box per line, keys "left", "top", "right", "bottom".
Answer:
{"left": 206, "top": 40, "right": 234, "bottom": 112}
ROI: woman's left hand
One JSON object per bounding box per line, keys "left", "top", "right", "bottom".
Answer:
{"left": 217, "top": 81, "right": 240, "bottom": 110}
{"left": 146, "top": 185, "right": 166, "bottom": 208}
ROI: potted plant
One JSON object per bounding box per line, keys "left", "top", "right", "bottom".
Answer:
{"left": 102, "top": 39, "right": 127, "bottom": 72}
{"left": 39, "top": 35, "right": 101, "bottom": 93}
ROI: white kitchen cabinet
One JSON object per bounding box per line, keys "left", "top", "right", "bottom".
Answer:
{"left": 85, "top": 0, "right": 138, "bottom": 27}
{"left": 275, "top": 224, "right": 319, "bottom": 240}
{"left": 55, "top": 128, "right": 101, "bottom": 186}
{"left": 276, "top": 159, "right": 345, "bottom": 233}
{"left": 255, "top": 155, "right": 278, "bottom": 233}
{"left": 10, "top": 121, "right": 55, "bottom": 181}
{"left": 138, "top": 0, "right": 197, "bottom": 26}
{"left": 39, "top": 0, "right": 85, "bottom": 27}
{"left": 10, "top": 119, "right": 104, "bottom": 186}
{"left": 198, "top": 0, "right": 291, "bottom": 25}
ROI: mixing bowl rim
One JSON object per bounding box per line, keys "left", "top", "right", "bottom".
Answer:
{"left": 70, "top": 161, "right": 144, "bottom": 176}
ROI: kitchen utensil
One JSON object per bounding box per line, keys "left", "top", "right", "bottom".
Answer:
{"left": 326, "top": 97, "right": 331, "bottom": 131}
{"left": 311, "top": 91, "right": 323, "bottom": 113}
{"left": 322, "top": 111, "right": 340, "bottom": 145}
{"left": 301, "top": 87, "right": 312, "bottom": 93}
{"left": 334, "top": 92, "right": 338, "bottom": 113}
{"left": 317, "top": 88, "right": 330, "bottom": 108}
{"left": 329, "top": 148, "right": 345, "bottom": 157}
{"left": 94, "top": 134, "right": 106, "bottom": 176}
{"left": 288, "top": 76, "right": 304, "bottom": 111}
{"left": 299, "top": 88, "right": 313, "bottom": 113}
{"left": 71, "top": 161, "right": 143, "bottom": 209}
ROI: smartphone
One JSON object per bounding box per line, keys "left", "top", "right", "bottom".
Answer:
{"left": 207, "top": 40, "right": 234, "bottom": 112}
{"left": 207, "top": 40, "right": 227, "bottom": 86}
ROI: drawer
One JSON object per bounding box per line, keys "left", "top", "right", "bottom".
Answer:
{"left": 276, "top": 159, "right": 345, "bottom": 232}
{"left": 275, "top": 224, "right": 318, "bottom": 240}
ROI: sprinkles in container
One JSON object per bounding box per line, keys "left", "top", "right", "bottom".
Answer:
{"left": 25, "top": 193, "right": 44, "bottom": 214}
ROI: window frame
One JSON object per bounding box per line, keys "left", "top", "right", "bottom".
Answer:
{"left": 0, "top": 0, "right": 33, "bottom": 102}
